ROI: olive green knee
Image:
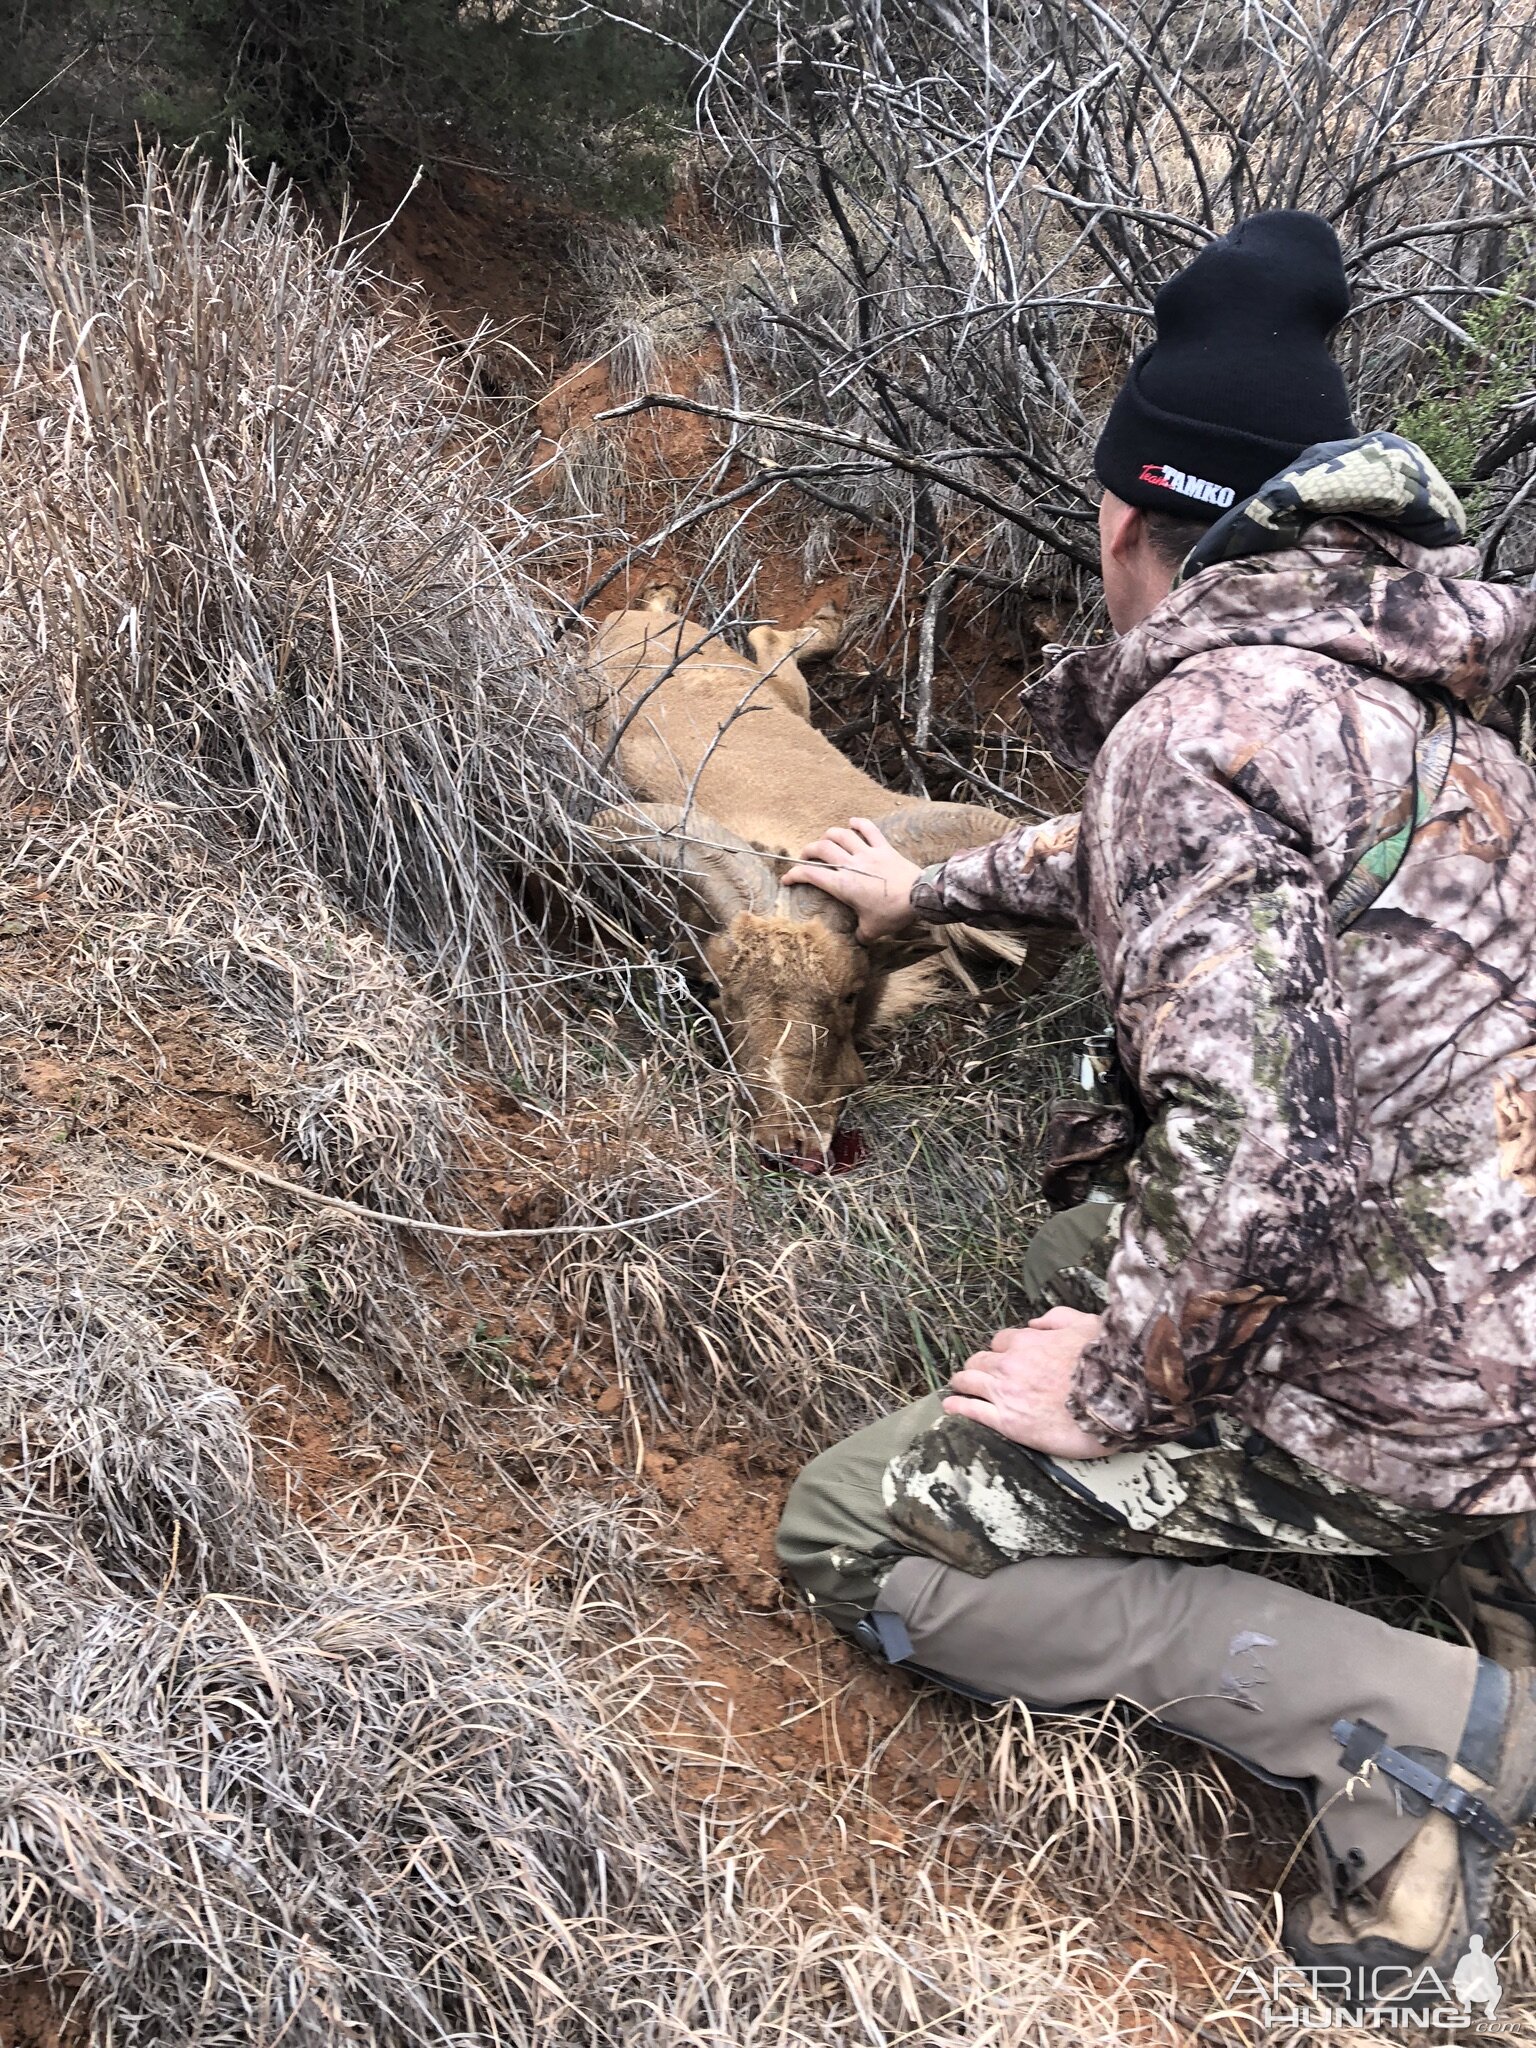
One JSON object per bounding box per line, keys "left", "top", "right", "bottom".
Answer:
{"left": 775, "top": 1393, "right": 946, "bottom": 1630}
{"left": 778, "top": 1205, "right": 1119, "bottom": 1630}
{"left": 1018, "top": 1199, "right": 1119, "bottom": 1313}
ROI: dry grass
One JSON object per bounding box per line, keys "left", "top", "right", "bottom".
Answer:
{"left": 0, "top": 136, "right": 1528, "bottom": 2046}
{"left": 7, "top": 803, "right": 471, "bottom": 1205}
{"left": 525, "top": 961, "right": 1101, "bottom": 1449}
{"left": 0, "top": 147, "right": 620, "bottom": 1064}
{"left": 0, "top": 1095, "right": 680, "bottom": 2041}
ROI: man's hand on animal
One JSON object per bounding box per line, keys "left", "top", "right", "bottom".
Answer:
{"left": 586, "top": 597, "right": 1028, "bottom": 1166}
{"left": 943, "top": 1308, "right": 1118, "bottom": 1459}
{"left": 782, "top": 818, "right": 922, "bottom": 942}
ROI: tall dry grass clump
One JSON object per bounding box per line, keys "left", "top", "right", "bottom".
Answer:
{"left": 42, "top": 803, "right": 471, "bottom": 1206}
{"left": 0, "top": 148, "right": 615, "bottom": 1062}
{"left": 0, "top": 1227, "right": 690, "bottom": 2045}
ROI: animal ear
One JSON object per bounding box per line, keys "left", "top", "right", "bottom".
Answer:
{"left": 867, "top": 803, "right": 1018, "bottom": 869}
{"left": 858, "top": 956, "right": 953, "bottom": 1034}
{"left": 589, "top": 803, "right": 776, "bottom": 931}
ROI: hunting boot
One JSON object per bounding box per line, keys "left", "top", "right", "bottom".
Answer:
{"left": 856, "top": 1550, "right": 1516, "bottom": 1989}
{"left": 1464, "top": 1560, "right": 1536, "bottom": 1670}
{"left": 1285, "top": 1656, "right": 1536, "bottom": 2009}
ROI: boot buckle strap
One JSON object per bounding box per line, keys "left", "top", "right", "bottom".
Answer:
{"left": 852, "top": 1610, "right": 914, "bottom": 1664}
{"left": 1331, "top": 1718, "right": 1515, "bottom": 1852}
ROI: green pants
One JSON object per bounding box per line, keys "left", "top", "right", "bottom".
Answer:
{"left": 778, "top": 1202, "right": 1488, "bottom": 1629}
{"left": 776, "top": 1202, "right": 1488, "bottom": 1882}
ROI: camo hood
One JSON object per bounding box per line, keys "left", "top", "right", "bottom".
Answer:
{"left": 1180, "top": 431, "right": 1468, "bottom": 576}
{"left": 1029, "top": 435, "right": 1536, "bottom": 769}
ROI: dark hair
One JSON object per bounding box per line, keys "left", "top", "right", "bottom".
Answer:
{"left": 1142, "top": 508, "right": 1215, "bottom": 570}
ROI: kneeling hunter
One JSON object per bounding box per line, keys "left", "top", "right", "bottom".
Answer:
{"left": 782, "top": 211, "right": 1536, "bottom": 2001}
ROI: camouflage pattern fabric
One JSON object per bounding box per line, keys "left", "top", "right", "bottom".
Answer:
{"left": 886, "top": 1200, "right": 1492, "bottom": 1575}
{"left": 1177, "top": 433, "right": 1466, "bottom": 583}
{"left": 882, "top": 1406, "right": 1497, "bottom": 1575}
{"left": 912, "top": 440, "right": 1536, "bottom": 1517}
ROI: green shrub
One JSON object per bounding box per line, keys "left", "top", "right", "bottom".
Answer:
{"left": 2, "top": 0, "right": 693, "bottom": 216}
{"left": 1398, "top": 265, "right": 1536, "bottom": 496}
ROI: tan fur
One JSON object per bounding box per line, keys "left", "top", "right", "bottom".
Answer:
{"left": 590, "top": 596, "right": 923, "bottom": 857}
{"left": 700, "top": 915, "right": 869, "bottom": 1159}
{"left": 588, "top": 594, "right": 1027, "bottom": 1163}
{"left": 860, "top": 954, "right": 953, "bottom": 1032}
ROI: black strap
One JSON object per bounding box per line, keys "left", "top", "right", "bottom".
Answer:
{"left": 1331, "top": 1717, "right": 1515, "bottom": 1851}
{"left": 861, "top": 1609, "right": 913, "bottom": 1664}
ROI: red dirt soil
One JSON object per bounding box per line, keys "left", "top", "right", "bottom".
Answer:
{"left": 0, "top": 1970, "right": 74, "bottom": 2048}
{"left": 0, "top": 177, "right": 1248, "bottom": 2043}
{"left": 350, "top": 147, "right": 584, "bottom": 381}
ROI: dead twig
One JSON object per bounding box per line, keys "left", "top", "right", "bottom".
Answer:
{"left": 145, "top": 1134, "right": 714, "bottom": 1239}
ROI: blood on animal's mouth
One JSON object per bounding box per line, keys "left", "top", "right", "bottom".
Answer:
{"left": 830, "top": 1127, "right": 867, "bottom": 1171}
{"left": 755, "top": 1128, "right": 867, "bottom": 1176}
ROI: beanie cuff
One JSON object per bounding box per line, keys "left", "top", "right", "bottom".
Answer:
{"left": 1093, "top": 348, "right": 1346, "bottom": 516}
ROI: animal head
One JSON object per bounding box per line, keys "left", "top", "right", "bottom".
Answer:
{"left": 699, "top": 909, "right": 870, "bottom": 1168}
{"left": 591, "top": 801, "right": 1013, "bottom": 1170}
{"left": 591, "top": 802, "right": 878, "bottom": 1167}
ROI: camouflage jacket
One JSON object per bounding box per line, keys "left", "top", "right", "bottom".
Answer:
{"left": 914, "top": 446, "right": 1536, "bottom": 1514}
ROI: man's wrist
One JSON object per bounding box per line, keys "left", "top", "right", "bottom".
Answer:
{"left": 910, "top": 860, "right": 948, "bottom": 922}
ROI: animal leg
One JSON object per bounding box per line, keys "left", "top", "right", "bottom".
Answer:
{"left": 747, "top": 600, "right": 844, "bottom": 720}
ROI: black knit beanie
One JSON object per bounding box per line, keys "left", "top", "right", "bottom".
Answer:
{"left": 1092, "top": 211, "right": 1355, "bottom": 516}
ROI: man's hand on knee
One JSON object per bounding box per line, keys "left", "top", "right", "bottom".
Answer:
{"left": 944, "top": 1307, "right": 1118, "bottom": 1460}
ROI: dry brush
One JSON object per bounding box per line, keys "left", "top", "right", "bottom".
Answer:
{"left": 0, "top": 126, "right": 1529, "bottom": 2047}
{"left": 567, "top": 0, "right": 1536, "bottom": 774}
